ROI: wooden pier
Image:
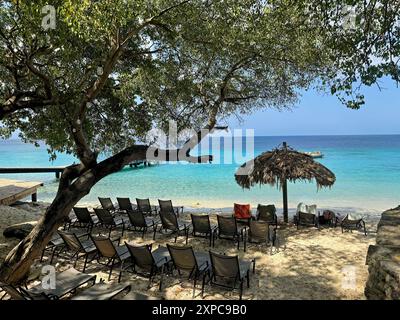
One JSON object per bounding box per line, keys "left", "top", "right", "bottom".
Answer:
{"left": 128, "top": 160, "right": 153, "bottom": 168}
{"left": 0, "top": 178, "right": 44, "bottom": 205}
{"left": 0, "top": 166, "right": 66, "bottom": 179}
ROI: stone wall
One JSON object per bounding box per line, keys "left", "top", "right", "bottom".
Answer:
{"left": 365, "top": 206, "right": 400, "bottom": 300}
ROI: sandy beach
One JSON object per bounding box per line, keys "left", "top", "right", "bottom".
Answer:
{"left": 0, "top": 201, "right": 380, "bottom": 300}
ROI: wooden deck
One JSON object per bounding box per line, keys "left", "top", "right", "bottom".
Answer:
{"left": 0, "top": 179, "right": 44, "bottom": 205}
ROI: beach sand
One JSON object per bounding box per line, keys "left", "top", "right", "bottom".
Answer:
{"left": 0, "top": 202, "right": 379, "bottom": 300}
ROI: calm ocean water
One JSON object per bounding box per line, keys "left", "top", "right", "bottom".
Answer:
{"left": 0, "top": 135, "right": 399, "bottom": 211}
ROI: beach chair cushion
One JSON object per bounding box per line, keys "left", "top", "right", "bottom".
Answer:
{"left": 234, "top": 203, "right": 251, "bottom": 219}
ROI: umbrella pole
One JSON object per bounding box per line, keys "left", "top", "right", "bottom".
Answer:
{"left": 283, "top": 179, "right": 288, "bottom": 223}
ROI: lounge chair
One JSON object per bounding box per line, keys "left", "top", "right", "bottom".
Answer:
{"left": 340, "top": 214, "right": 367, "bottom": 235}
{"left": 58, "top": 230, "right": 98, "bottom": 272}
{"left": 256, "top": 204, "right": 278, "bottom": 226}
{"left": 294, "top": 203, "right": 319, "bottom": 229}
{"left": 244, "top": 220, "right": 277, "bottom": 253}
{"left": 71, "top": 207, "right": 98, "bottom": 232}
{"left": 71, "top": 282, "right": 131, "bottom": 300}
{"left": 158, "top": 199, "right": 184, "bottom": 217}
{"left": 233, "top": 203, "right": 252, "bottom": 226}
{"left": 0, "top": 282, "right": 51, "bottom": 300}
{"left": 117, "top": 197, "right": 137, "bottom": 213}
{"left": 190, "top": 214, "right": 217, "bottom": 247}
{"left": 215, "top": 215, "right": 244, "bottom": 250}
{"left": 136, "top": 198, "right": 158, "bottom": 216}
{"left": 124, "top": 243, "right": 171, "bottom": 291}
{"left": 126, "top": 210, "right": 158, "bottom": 239}
{"left": 94, "top": 208, "right": 126, "bottom": 237}
{"left": 208, "top": 251, "right": 255, "bottom": 300}
{"left": 40, "top": 233, "right": 66, "bottom": 264}
{"left": 90, "top": 235, "right": 131, "bottom": 282}
{"left": 157, "top": 210, "right": 190, "bottom": 244}
{"left": 98, "top": 197, "right": 118, "bottom": 213}
{"left": 0, "top": 268, "right": 96, "bottom": 300}
{"left": 167, "top": 244, "right": 210, "bottom": 298}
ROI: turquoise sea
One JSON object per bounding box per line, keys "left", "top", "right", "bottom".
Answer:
{"left": 0, "top": 135, "right": 399, "bottom": 212}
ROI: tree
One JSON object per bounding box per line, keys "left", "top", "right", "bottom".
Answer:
{"left": 0, "top": 0, "right": 399, "bottom": 283}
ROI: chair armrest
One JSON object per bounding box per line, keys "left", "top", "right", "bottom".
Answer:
{"left": 77, "top": 233, "right": 90, "bottom": 239}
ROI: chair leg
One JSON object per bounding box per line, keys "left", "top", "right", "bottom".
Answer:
{"left": 82, "top": 254, "right": 89, "bottom": 273}
{"left": 118, "top": 261, "right": 124, "bottom": 283}
{"left": 239, "top": 280, "right": 243, "bottom": 300}
{"left": 159, "top": 264, "right": 165, "bottom": 292}
{"left": 153, "top": 225, "right": 157, "bottom": 240}
{"left": 192, "top": 276, "right": 197, "bottom": 298}
{"left": 40, "top": 249, "right": 46, "bottom": 262}
{"left": 201, "top": 272, "right": 206, "bottom": 298}
{"left": 49, "top": 247, "right": 58, "bottom": 265}
{"left": 108, "top": 259, "right": 115, "bottom": 281}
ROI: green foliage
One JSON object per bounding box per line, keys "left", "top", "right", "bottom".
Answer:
{"left": 0, "top": 0, "right": 399, "bottom": 162}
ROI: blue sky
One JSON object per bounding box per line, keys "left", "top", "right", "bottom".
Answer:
{"left": 228, "top": 77, "right": 400, "bottom": 136}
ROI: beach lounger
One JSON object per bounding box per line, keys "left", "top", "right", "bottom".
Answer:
{"left": 0, "top": 282, "right": 52, "bottom": 300}
{"left": 40, "top": 233, "right": 66, "bottom": 264}
{"left": 71, "top": 282, "right": 131, "bottom": 300}
{"left": 158, "top": 199, "right": 184, "bottom": 217}
{"left": 117, "top": 197, "right": 137, "bottom": 213}
{"left": 208, "top": 251, "right": 255, "bottom": 300}
{"left": 94, "top": 208, "right": 126, "bottom": 237}
{"left": 233, "top": 203, "right": 252, "bottom": 226}
{"left": 215, "top": 215, "right": 244, "bottom": 250}
{"left": 256, "top": 204, "right": 278, "bottom": 226}
{"left": 124, "top": 243, "right": 171, "bottom": 291}
{"left": 294, "top": 203, "right": 319, "bottom": 229}
{"left": 58, "top": 230, "right": 98, "bottom": 272}
{"left": 0, "top": 268, "right": 96, "bottom": 300}
{"left": 136, "top": 198, "right": 158, "bottom": 216}
{"left": 167, "top": 244, "right": 210, "bottom": 298}
{"left": 98, "top": 197, "right": 119, "bottom": 213}
{"left": 157, "top": 210, "right": 190, "bottom": 244}
{"left": 340, "top": 214, "right": 367, "bottom": 235}
{"left": 244, "top": 220, "right": 277, "bottom": 253}
{"left": 190, "top": 214, "right": 217, "bottom": 247}
{"left": 29, "top": 267, "right": 96, "bottom": 299}
{"left": 71, "top": 207, "right": 99, "bottom": 232}
{"left": 126, "top": 210, "right": 158, "bottom": 239}
{"left": 90, "top": 235, "right": 131, "bottom": 282}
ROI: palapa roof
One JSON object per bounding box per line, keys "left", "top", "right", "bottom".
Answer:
{"left": 235, "top": 144, "right": 336, "bottom": 190}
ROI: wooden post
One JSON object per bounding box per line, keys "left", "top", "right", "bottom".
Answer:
{"left": 282, "top": 142, "right": 288, "bottom": 223}
{"left": 55, "top": 171, "right": 60, "bottom": 179}
{"left": 282, "top": 179, "right": 288, "bottom": 223}
{"left": 31, "top": 192, "right": 37, "bottom": 203}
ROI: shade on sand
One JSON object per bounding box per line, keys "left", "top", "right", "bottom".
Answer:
{"left": 235, "top": 142, "right": 336, "bottom": 223}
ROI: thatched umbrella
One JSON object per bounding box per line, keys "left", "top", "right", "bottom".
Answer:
{"left": 235, "top": 142, "right": 336, "bottom": 223}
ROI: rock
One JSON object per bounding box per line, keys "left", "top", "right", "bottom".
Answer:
{"left": 365, "top": 206, "right": 400, "bottom": 300}
{"left": 3, "top": 221, "right": 37, "bottom": 239}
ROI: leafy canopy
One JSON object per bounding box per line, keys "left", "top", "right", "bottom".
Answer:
{"left": 0, "top": 0, "right": 399, "bottom": 161}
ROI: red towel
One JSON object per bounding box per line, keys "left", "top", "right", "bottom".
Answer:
{"left": 234, "top": 203, "right": 251, "bottom": 219}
